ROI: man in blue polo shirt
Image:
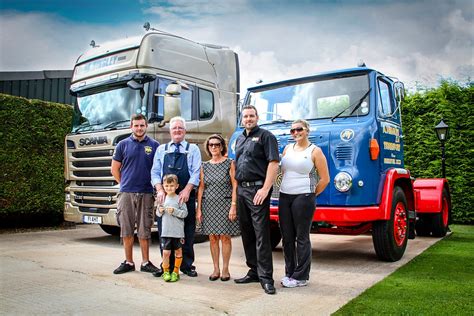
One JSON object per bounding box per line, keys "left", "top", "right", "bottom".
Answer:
{"left": 111, "top": 113, "right": 161, "bottom": 275}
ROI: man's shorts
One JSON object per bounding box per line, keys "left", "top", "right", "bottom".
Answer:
{"left": 116, "top": 192, "right": 154, "bottom": 239}
{"left": 161, "top": 237, "right": 183, "bottom": 251}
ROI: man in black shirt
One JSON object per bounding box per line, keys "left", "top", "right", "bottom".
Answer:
{"left": 234, "top": 105, "right": 279, "bottom": 295}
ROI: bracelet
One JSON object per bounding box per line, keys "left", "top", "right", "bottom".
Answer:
{"left": 231, "top": 201, "right": 237, "bottom": 206}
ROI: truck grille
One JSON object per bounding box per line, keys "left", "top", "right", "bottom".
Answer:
{"left": 74, "top": 192, "right": 115, "bottom": 205}
{"left": 72, "top": 150, "right": 114, "bottom": 158}
{"left": 72, "top": 160, "right": 112, "bottom": 168}
{"left": 73, "top": 170, "right": 112, "bottom": 177}
{"left": 271, "top": 166, "right": 283, "bottom": 201}
{"left": 78, "top": 207, "right": 111, "bottom": 214}
{"left": 70, "top": 148, "right": 114, "bottom": 180}
{"left": 336, "top": 145, "right": 353, "bottom": 160}
{"left": 69, "top": 147, "right": 117, "bottom": 211}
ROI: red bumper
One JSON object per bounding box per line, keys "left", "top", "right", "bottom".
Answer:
{"left": 270, "top": 205, "right": 385, "bottom": 226}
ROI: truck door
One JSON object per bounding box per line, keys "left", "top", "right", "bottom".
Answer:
{"left": 377, "top": 77, "right": 404, "bottom": 171}
{"left": 196, "top": 87, "right": 221, "bottom": 148}
{"left": 152, "top": 77, "right": 198, "bottom": 144}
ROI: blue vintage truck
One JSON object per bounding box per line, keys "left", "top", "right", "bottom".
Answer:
{"left": 228, "top": 66, "right": 451, "bottom": 262}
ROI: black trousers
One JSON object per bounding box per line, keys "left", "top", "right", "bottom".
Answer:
{"left": 278, "top": 192, "right": 316, "bottom": 281}
{"left": 237, "top": 185, "right": 274, "bottom": 285}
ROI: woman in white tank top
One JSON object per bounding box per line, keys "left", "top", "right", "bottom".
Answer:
{"left": 278, "top": 119, "right": 329, "bottom": 288}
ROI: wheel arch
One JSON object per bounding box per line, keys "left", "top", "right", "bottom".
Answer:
{"left": 413, "top": 178, "right": 451, "bottom": 216}
{"left": 380, "top": 168, "right": 413, "bottom": 220}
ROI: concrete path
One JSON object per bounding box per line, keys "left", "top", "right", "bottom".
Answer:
{"left": 0, "top": 225, "right": 442, "bottom": 315}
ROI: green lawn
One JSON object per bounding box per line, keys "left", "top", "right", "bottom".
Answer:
{"left": 334, "top": 225, "right": 474, "bottom": 315}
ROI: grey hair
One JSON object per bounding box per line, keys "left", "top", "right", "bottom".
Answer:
{"left": 169, "top": 116, "right": 186, "bottom": 129}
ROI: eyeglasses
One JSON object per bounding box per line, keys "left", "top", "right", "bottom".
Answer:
{"left": 290, "top": 127, "right": 306, "bottom": 134}
{"left": 208, "top": 143, "right": 222, "bottom": 148}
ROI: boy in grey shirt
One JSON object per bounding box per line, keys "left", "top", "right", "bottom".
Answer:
{"left": 157, "top": 174, "right": 188, "bottom": 282}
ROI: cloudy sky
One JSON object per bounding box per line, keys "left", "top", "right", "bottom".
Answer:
{"left": 0, "top": 0, "right": 472, "bottom": 92}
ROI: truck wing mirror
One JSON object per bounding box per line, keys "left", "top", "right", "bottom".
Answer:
{"left": 394, "top": 81, "right": 405, "bottom": 103}
{"left": 157, "top": 83, "right": 182, "bottom": 127}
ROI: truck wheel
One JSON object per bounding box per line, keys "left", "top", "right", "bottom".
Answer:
{"left": 431, "top": 188, "right": 450, "bottom": 237}
{"left": 372, "top": 187, "right": 408, "bottom": 262}
{"left": 270, "top": 225, "right": 282, "bottom": 250}
{"left": 415, "top": 215, "right": 432, "bottom": 236}
{"left": 100, "top": 224, "right": 121, "bottom": 236}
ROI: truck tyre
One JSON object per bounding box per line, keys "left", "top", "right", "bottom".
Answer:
{"left": 100, "top": 224, "right": 121, "bottom": 236}
{"left": 372, "top": 187, "right": 408, "bottom": 262}
{"left": 431, "top": 188, "right": 450, "bottom": 237}
{"left": 415, "top": 215, "right": 432, "bottom": 236}
{"left": 270, "top": 224, "right": 282, "bottom": 250}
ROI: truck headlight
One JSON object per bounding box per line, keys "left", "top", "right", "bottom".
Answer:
{"left": 334, "top": 172, "right": 352, "bottom": 192}
{"left": 65, "top": 193, "right": 71, "bottom": 202}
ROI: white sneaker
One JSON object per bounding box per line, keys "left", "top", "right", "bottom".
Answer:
{"left": 282, "top": 278, "right": 309, "bottom": 288}
{"left": 282, "top": 277, "right": 297, "bottom": 288}
{"left": 280, "top": 276, "right": 290, "bottom": 285}
{"left": 295, "top": 279, "right": 308, "bottom": 287}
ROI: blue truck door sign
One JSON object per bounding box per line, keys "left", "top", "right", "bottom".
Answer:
{"left": 377, "top": 77, "right": 404, "bottom": 169}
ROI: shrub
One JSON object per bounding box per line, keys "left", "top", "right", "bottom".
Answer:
{"left": 402, "top": 81, "right": 474, "bottom": 224}
{"left": 0, "top": 94, "right": 73, "bottom": 227}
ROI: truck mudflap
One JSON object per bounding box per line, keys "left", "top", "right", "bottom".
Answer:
{"left": 413, "top": 178, "right": 451, "bottom": 237}
{"left": 413, "top": 178, "right": 450, "bottom": 214}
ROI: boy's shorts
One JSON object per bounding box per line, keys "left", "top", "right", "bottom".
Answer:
{"left": 116, "top": 192, "right": 154, "bottom": 239}
{"left": 161, "top": 237, "right": 183, "bottom": 251}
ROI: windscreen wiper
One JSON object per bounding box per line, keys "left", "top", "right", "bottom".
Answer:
{"left": 73, "top": 122, "right": 103, "bottom": 133}
{"left": 331, "top": 88, "right": 371, "bottom": 122}
{"left": 260, "top": 119, "right": 292, "bottom": 126}
{"left": 103, "top": 119, "right": 131, "bottom": 130}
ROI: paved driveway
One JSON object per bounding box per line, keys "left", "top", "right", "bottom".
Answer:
{"left": 0, "top": 225, "right": 442, "bottom": 315}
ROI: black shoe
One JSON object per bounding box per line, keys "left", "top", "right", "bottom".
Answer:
{"left": 113, "top": 261, "right": 135, "bottom": 274}
{"left": 209, "top": 274, "right": 220, "bottom": 281}
{"left": 262, "top": 283, "right": 276, "bottom": 295}
{"left": 140, "top": 261, "right": 160, "bottom": 273}
{"left": 152, "top": 269, "right": 164, "bottom": 277}
{"left": 234, "top": 275, "right": 259, "bottom": 284}
{"left": 181, "top": 269, "right": 198, "bottom": 277}
{"left": 220, "top": 275, "right": 231, "bottom": 282}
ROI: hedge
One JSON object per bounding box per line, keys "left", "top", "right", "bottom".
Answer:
{"left": 0, "top": 80, "right": 472, "bottom": 227}
{"left": 402, "top": 81, "right": 474, "bottom": 224}
{"left": 0, "top": 94, "right": 73, "bottom": 227}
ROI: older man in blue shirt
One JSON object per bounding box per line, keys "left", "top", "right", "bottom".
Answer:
{"left": 151, "top": 116, "right": 202, "bottom": 277}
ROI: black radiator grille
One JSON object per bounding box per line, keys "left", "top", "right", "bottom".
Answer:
{"left": 72, "top": 149, "right": 114, "bottom": 158}
{"left": 73, "top": 170, "right": 112, "bottom": 177}
{"left": 72, "top": 160, "right": 112, "bottom": 168}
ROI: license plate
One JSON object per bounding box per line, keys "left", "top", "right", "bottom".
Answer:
{"left": 83, "top": 215, "right": 102, "bottom": 224}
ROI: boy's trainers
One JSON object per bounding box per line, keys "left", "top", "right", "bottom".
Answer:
{"left": 162, "top": 271, "right": 171, "bottom": 282}
{"left": 140, "top": 261, "right": 160, "bottom": 273}
{"left": 113, "top": 261, "right": 135, "bottom": 274}
{"left": 170, "top": 272, "right": 180, "bottom": 282}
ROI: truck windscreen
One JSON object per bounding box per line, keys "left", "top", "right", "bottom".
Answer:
{"left": 247, "top": 74, "right": 369, "bottom": 124}
{"left": 72, "top": 83, "right": 149, "bottom": 133}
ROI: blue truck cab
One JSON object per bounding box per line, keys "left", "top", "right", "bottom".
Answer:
{"left": 228, "top": 66, "right": 451, "bottom": 262}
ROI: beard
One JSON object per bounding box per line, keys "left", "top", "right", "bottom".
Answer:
{"left": 133, "top": 130, "right": 146, "bottom": 138}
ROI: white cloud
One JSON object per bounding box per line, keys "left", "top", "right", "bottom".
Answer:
{"left": 1, "top": 0, "right": 472, "bottom": 93}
